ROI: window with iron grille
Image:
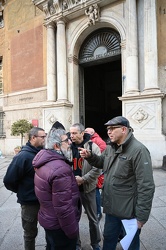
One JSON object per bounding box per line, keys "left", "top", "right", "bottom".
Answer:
{"left": 0, "top": 57, "right": 2, "bottom": 94}
{"left": 0, "top": 112, "right": 5, "bottom": 137}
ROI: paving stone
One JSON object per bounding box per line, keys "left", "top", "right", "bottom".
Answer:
{"left": 0, "top": 157, "right": 165, "bottom": 250}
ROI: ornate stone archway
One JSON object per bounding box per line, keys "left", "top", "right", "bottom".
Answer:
{"left": 77, "top": 28, "right": 122, "bottom": 127}
{"left": 67, "top": 16, "right": 126, "bottom": 124}
{"left": 79, "top": 28, "right": 121, "bottom": 65}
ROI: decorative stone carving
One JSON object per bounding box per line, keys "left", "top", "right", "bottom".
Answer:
{"left": 68, "top": 55, "right": 78, "bottom": 65}
{"left": 85, "top": 4, "right": 99, "bottom": 26}
{"left": 43, "top": 3, "right": 50, "bottom": 17}
{"left": 68, "top": 115, "right": 72, "bottom": 124}
{"left": 120, "top": 40, "right": 126, "bottom": 50}
{"left": 48, "top": 114, "right": 57, "bottom": 124}
{"left": 48, "top": 0, "right": 73, "bottom": 14}
{"left": 36, "top": 0, "right": 87, "bottom": 18}
{"left": 79, "top": 28, "right": 121, "bottom": 64}
{"left": 127, "top": 104, "right": 154, "bottom": 129}
{"left": 133, "top": 108, "right": 148, "bottom": 123}
{"left": 49, "top": 0, "right": 60, "bottom": 15}
{"left": 74, "top": 0, "right": 81, "bottom": 4}
{"left": 43, "top": 107, "right": 72, "bottom": 133}
{"left": 62, "top": 0, "right": 68, "bottom": 10}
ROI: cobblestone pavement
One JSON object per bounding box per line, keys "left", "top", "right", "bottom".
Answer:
{"left": 1, "top": 156, "right": 166, "bottom": 250}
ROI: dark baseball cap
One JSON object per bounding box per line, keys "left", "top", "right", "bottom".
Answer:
{"left": 104, "top": 116, "right": 131, "bottom": 128}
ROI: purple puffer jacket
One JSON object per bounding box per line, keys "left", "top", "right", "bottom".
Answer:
{"left": 33, "top": 149, "right": 81, "bottom": 239}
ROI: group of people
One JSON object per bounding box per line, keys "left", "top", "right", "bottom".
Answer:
{"left": 3, "top": 116, "right": 155, "bottom": 250}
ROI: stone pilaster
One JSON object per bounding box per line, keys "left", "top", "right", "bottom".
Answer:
{"left": 46, "top": 22, "right": 56, "bottom": 101}
{"left": 56, "top": 19, "right": 68, "bottom": 102}
{"left": 143, "top": 0, "right": 160, "bottom": 93}
{"left": 125, "top": 0, "right": 139, "bottom": 95}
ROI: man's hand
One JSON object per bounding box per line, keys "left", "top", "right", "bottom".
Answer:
{"left": 75, "top": 175, "right": 84, "bottom": 186}
{"left": 78, "top": 147, "right": 91, "bottom": 158}
{"left": 137, "top": 221, "right": 145, "bottom": 229}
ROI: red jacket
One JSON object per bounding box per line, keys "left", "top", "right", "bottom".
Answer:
{"left": 91, "top": 132, "right": 106, "bottom": 152}
{"left": 90, "top": 132, "right": 106, "bottom": 188}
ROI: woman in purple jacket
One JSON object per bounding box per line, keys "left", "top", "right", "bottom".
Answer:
{"left": 33, "top": 128, "right": 81, "bottom": 250}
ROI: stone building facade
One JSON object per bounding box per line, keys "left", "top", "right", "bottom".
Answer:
{"left": 0, "top": 0, "right": 166, "bottom": 167}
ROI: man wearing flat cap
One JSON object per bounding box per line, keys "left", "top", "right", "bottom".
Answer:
{"left": 79, "top": 116, "right": 155, "bottom": 250}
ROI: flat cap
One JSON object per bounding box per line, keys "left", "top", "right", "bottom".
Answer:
{"left": 104, "top": 116, "right": 130, "bottom": 128}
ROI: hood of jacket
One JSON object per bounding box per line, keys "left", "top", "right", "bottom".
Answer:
{"left": 70, "top": 132, "right": 91, "bottom": 159}
{"left": 21, "top": 141, "right": 42, "bottom": 154}
{"left": 91, "top": 132, "right": 100, "bottom": 140}
{"left": 33, "top": 149, "right": 65, "bottom": 169}
{"left": 67, "top": 132, "right": 91, "bottom": 145}
{"left": 71, "top": 132, "right": 91, "bottom": 147}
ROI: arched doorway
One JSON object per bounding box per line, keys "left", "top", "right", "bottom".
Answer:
{"left": 79, "top": 28, "right": 122, "bottom": 139}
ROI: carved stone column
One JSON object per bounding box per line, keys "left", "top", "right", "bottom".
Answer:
{"left": 125, "top": 0, "right": 139, "bottom": 95}
{"left": 56, "top": 19, "right": 67, "bottom": 101}
{"left": 47, "top": 22, "right": 56, "bottom": 101}
{"left": 143, "top": 0, "right": 160, "bottom": 92}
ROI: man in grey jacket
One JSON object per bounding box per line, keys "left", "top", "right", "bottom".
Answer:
{"left": 79, "top": 116, "right": 155, "bottom": 250}
{"left": 70, "top": 123, "right": 101, "bottom": 250}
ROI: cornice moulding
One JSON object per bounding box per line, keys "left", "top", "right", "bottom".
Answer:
{"left": 32, "top": 0, "right": 118, "bottom": 23}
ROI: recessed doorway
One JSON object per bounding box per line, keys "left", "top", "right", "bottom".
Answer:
{"left": 83, "top": 59, "right": 122, "bottom": 140}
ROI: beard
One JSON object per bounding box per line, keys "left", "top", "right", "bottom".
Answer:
{"left": 61, "top": 146, "right": 73, "bottom": 162}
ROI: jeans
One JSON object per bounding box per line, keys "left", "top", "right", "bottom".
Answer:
{"left": 78, "top": 189, "right": 101, "bottom": 248}
{"left": 103, "top": 214, "right": 141, "bottom": 250}
{"left": 96, "top": 188, "right": 102, "bottom": 215}
{"left": 21, "top": 204, "right": 40, "bottom": 250}
{"left": 45, "top": 228, "right": 77, "bottom": 250}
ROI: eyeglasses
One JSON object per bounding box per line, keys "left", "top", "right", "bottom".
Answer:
{"left": 106, "top": 126, "right": 122, "bottom": 132}
{"left": 61, "top": 138, "right": 69, "bottom": 143}
{"left": 35, "top": 135, "right": 46, "bottom": 139}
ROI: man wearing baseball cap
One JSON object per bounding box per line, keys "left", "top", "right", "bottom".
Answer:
{"left": 79, "top": 116, "right": 155, "bottom": 250}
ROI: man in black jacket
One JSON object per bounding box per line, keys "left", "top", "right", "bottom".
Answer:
{"left": 3, "top": 127, "right": 46, "bottom": 250}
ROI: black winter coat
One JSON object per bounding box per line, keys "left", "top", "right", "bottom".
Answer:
{"left": 3, "top": 141, "right": 41, "bottom": 205}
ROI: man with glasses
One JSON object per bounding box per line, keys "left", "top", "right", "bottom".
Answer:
{"left": 84, "top": 127, "right": 106, "bottom": 221}
{"left": 79, "top": 116, "right": 155, "bottom": 250}
{"left": 69, "top": 123, "right": 101, "bottom": 250}
{"left": 33, "top": 128, "right": 81, "bottom": 250}
{"left": 3, "top": 127, "right": 46, "bottom": 250}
